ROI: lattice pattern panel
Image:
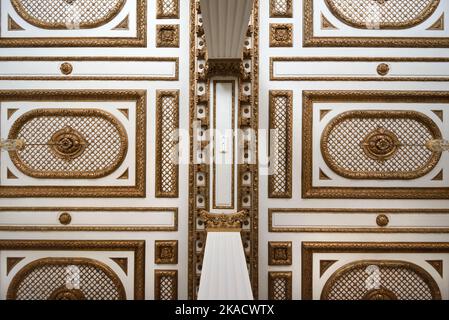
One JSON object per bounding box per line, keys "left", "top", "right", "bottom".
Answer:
{"left": 155, "top": 270, "right": 178, "bottom": 300}
{"left": 269, "top": 91, "right": 292, "bottom": 198}
{"left": 11, "top": 0, "right": 126, "bottom": 29}
{"left": 9, "top": 109, "right": 127, "bottom": 179}
{"left": 322, "top": 261, "right": 441, "bottom": 300}
{"left": 8, "top": 258, "right": 126, "bottom": 300}
{"left": 324, "top": 0, "right": 440, "bottom": 29}
{"left": 156, "top": 91, "right": 179, "bottom": 197}
{"left": 321, "top": 110, "right": 441, "bottom": 179}
{"left": 157, "top": 0, "right": 179, "bottom": 18}
{"left": 268, "top": 272, "right": 292, "bottom": 300}
{"left": 270, "top": 0, "right": 293, "bottom": 17}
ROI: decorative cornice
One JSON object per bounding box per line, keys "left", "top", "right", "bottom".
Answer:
{"left": 200, "top": 210, "right": 248, "bottom": 231}
{"left": 205, "top": 59, "right": 243, "bottom": 77}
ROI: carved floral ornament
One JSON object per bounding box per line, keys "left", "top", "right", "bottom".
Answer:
{"left": 200, "top": 210, "right": 248, "bottom": 231}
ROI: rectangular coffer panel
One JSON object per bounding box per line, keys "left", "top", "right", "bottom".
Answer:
{"left": 0, "top": 0, "right": 146, "bottom": 47}
{"left": 302, "top": 90, "right": 449, "bottom": 199}
{"left": 302, "top": 242, "right": 449, "bottom": 300}
{"left": 0, "top": 90, "right": 146, "bottom": 198}
{"left": 0, "top": 240, "right": 145, "bottom": 300}
{"left": 304, "top": 0, "right": 449, "bottom": 47}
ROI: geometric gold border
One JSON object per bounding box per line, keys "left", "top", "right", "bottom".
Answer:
{"left": 0, "top": 0, "right": 147, "bottom": 47}
{"left": 268, "top": 241, "right": 292, "bottom": 265}
{"left": 321, "top": 110, "right": 442, "bottom": 180}
{"left": 154, "top": 269, "right": 178, "bottom": 300}
{"left": 11, "top": 0, "right": 127, "bottom": 30}
{"left": 320, "top": 260, "right": 442, "bottom": 300}
{"left": 270, "top": 57, "right": 449, "bottom": 82}
{"left": 155, "top": 240, "right": 178, "bottom": 264}
{"left": 269, "top": 23, "right": 293, "bottom": 47}
{"left": 0, "top": 240, "right": 146, "bottom": 300}
{"left": 268, "top": 90, "right": 292, "bottom": 198}
{"left": 303, "top": 0, "right": 449, "bottom": 47}
{"left": 270, "top": 0, "right": 293, "bottom": 18}
{"left": 323, "top": 0, "right": 440, "bottom": 30}
{"left": 0, "top": 90, "right": 146, "bottom": 198}
{"left": 302, "top": 90, "right": 449, "bottom": 199}
{"left": 156, "top": 0, "right": 180, "bottom": 19}
{"left": 0, "top": 207, "right": 178, "bottom": 232}
{"left": 6, "top": 257, "right": 128, "bottom": 300}
{"left": 8, "top": 108, "right": 129, "bottom": 180}
{"left": 0, "top": 57, "right": 179, "bottom": 81}
{"left": 155, "top": 90, "right": 179, "bottom": 198}
{"left": 268, "top": 271, "right": 292, "bottom": 300}
{"left": 269, "top": 208, "right": 449, "bottom": 233}
{"left": 301, "top": 242, "right": 449, "bottom": 300}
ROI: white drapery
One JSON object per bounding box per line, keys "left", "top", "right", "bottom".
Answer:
{"left": 197, "top": 231, "right": 253, "bottom": 300}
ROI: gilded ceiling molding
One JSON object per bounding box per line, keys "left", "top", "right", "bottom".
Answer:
{"left": 11, "top": 0, "right": 126, "bottom": 30}
{"left": 432, "top": 109, "right": 444, "bottom": 121}
{"left": 6, "top": 257, "right": 25, "bottom": 275}
{"left": 155, "top": 240, "right": 178, "bottom": 264}
{"left": 156, "top": 24, "right": 180, "bottom": 47}
{"left": 6, "top": 169, "right": 18, "bottom": 179}
{"left": 302, "top": 90, "right": 449, "bottom": 199}
{"left": 157, "top": 0, "right": 180, "bottom": 19}
{"left": 0, "top": 207, "right": 178, "bottom": 232}
{"left": 319, "top": 169, "right": 331, "bottom": 180}
{"left": 117, "top": 168, "right": 129, "bottom": 180}
{"left": 270, "top": 23, "right": 293, "bottom": 47}
{"left": 270, "top": 0, "right": 293, "bottom": 18}
{"left": 0, "top": 0, "right": 147, "bottom": 47}
{"left": 0, "top": 90, "right": 146, "bottom": 198}
{"left": 324, "top": 0, "right": 440, "bottom": 29}
{"left": 268, "top": 90, "right": 293, "bottom": 198}
{"left": 320, "top": 110, "right": 442, "bottom": 180}
{"left": 0, "top": 57, "right": 178, "bottom": 81}
{"left": 212, "top": 80, "right": 236, "bottom": 210}
{"left": 320, "top": 260, "right": 337, "bottom": 277}
{"left": 188, "top": 0, "right": 259, "bottom": 299}
{"left": 268, "top": 241, "right": 292, "bottom": 265}
{"left": 155, "top": 270, "right": 178, "bottom": 300}
{"left": 320, "top": 260, "right": 441, "bottom": 300}
{"left": 303, "top": 0, "right": 449, "bottom": 47}
{"left": 426, "top": 260, "right": 443, "bottom": 277}
{"left": 427, "top": 13, "right": 445, "bottom": 30}
{"left": 7, "top": 15, "right": 24, "bottom": 31}
{"left": 270, "top": 57, "right": 449, "bottom": 81}
{"left": 113, "top": 15, "right": 129, "bottom": 30}
{"left": 155, "top": 90, "right": 179, "bottom": 198}
{"left": 321, "top": 14, "right": 337, "bottom": 30}
{"left": 268, "top": 272, "right": 292, "bottom": 300}
{"left": 269, "top": 208, "right": 449, "bottom": 233}
{"left": 7, "top": 257, "right": 127, "bottom": 300}
{"left": 7, "top": 108, "right": 19, "bottom": 119}
{"left": 8, "top": 108, "right": 128, "bottom": 179}
{"left": 302, "top": 242, "right": 449, "bottom": 300}
{"left": 111, "top": 257, "right": 129, "bottom": 275}
{"left": 0, "top": 240, "right": 145, "bottom": 300}
{"left": 431, "top": 170, "right": 444, "bottom": 181}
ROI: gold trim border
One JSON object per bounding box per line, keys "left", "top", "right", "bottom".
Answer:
{"left": 7, "top": 257, "right": 127, "bottom": 300}
{"left": 1, "top": 0, "right": 147, "bottom": 47}
{"left": 8, "top": 108, "right": 129, "bottom": 179}
{"left": 303, "top": 0, "right": 449, "bottom": 47}
{"left": 212, "top": 80, "right": 236, "bottom": 210}
{"left": 320, "top": 110, "right": 442, "bottom": 180}
{"left": 0, "top": 57, "right": 179, "bottom": 81}
{"left": 320, "top": 259, "right": 441, "bottom": 300}
{"left": 301, "top": 242, "right": 449, "bottom": 300}
{"left": 0, "top": 240, "right": 145, "bottom": 300}
{"left": 268, "top": 90, "right": 293, "bottom": 198}
{"left": 302, "top": 90, "right": 449, "bottom": 199}
{"left": 269, "top": 208, "right": 449, "bottom": 233}
{"left": 155, "top": 90, "right": 180, "bottom": 198}
{"left": 11, "top": 0, "right": 127, "bottom": 30}
{"left": 0, "top": 207, "right": 178, "bottom": 232}
{"left": 323, "top": 0, "right": 441, "bottom": 30}
{"left": 271, "top": 57, "right": 449, "bottom": 81}
{"left": 0, "top": 89, "right": 146, "bottom": 198}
